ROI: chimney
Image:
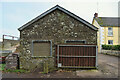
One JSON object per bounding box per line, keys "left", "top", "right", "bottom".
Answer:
{"left": 94, "top": 13, "right": 98, "bottom": 18}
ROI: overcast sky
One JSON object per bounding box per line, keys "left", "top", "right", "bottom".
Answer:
{"left": 0, "top": 0, "right": 119, "bottom": 41}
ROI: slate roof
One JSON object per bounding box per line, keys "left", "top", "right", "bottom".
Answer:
{"left": 18, "top": 5, "right": 98, "bottom": 31}
{"left": 95, "top": 17, "right": 120, "bottom": 27}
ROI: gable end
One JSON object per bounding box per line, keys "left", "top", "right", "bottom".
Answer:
{"left": 18, "top": 5, "right": 98, "bottom": 31}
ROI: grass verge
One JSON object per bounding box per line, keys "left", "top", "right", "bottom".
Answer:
{"left": 0, "top": 64, "right": 6, "bottom": 71}
{"left": 0, "top": 64, "right": 28, "bottom": 73}
{"left": 4, "top": 69, "right": 27, "bottom": 73}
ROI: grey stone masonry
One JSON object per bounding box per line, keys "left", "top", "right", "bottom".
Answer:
{"left": 19, "top": 9, "right": 97, "bottom": 71}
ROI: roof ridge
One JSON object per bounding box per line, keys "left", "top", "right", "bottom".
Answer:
{"left": 18, "top": 5, "right": 98, "bottom": 31}
{"left": 98, "top": 17, "right": 120, "bottom": 18}
{"left": 95, "top": 17, "right": 120, "bottom": 27}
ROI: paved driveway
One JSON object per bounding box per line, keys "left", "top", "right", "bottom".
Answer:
{"left": 98, "top": 53, "right": 118, "bottom": 77}
{"left": 2, "top": 53, "right": 119, "bottom": 78}
{"left": 76, "top": 53, "right": 118, "bottom": 78}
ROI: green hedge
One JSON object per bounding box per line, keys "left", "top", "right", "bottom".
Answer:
{"left": 102, "top": 45, "right": 120, "bottom": 50}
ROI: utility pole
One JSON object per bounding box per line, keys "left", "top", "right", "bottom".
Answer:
{"left": 2, "top": 35, "right": 4, "bottom": 50}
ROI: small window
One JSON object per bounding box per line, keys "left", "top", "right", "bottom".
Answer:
{"left": 108, "top": 27, "right": 113, "bottom": 36}
{"left": 32, "top": 40, "right": 52, "bottom": 57}
{"left": 65, "top": 40, "right": 86, "bottom": 44}
{"left": 108, "top": 40, "right": 113, "bottom": 45}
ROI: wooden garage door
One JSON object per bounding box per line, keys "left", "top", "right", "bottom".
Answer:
{"left": 56, "top": 44, "right": 97, "bottom": 68}
{"left": 33, "top": 42, "right": 51, "bottom": 56}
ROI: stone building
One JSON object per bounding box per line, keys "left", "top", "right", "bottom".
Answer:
{"left": 18, "top": 5, "right": 98, "bottom": 71}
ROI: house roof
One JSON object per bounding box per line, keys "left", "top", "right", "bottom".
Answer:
{"left": 95, "top": 17, "right": 120, "bottom": 27}
{"left": 18, "top": 5, "right": 98, "bottom": 31}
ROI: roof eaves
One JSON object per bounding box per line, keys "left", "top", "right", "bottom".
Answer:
{"left": 57, "top": 6, "right": 98, "bottom": 31}
{"left": 18, "top": 5, "right": 98, "bottom": 31}
{"left": 18, "top": 5, "right": 58, "bottom": 31}
{"left": 95, "top": 17, "right": 120, "bottom": 27}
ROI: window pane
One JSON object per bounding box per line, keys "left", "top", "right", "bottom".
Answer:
{"left": 108, "top": 27, "right": 113, "bottom": 36}
{"left": 108, "top": 40, "right": 113, "bottom": 45}
{"left": 108, "top": 27, "right": 112, "bottom": 30}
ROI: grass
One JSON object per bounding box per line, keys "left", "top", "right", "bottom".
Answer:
{"left": 0, "top": 64, "right": 6, "bottom": 71}
{"left": 0, "top": 64, "right": 28, "bottom": 73}
{"left": 5, "top": 69, "right": 27, "bottom": 73}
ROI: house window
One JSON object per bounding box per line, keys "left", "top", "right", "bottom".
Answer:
{"left": 65, "top": 40, "right": 86, "bottom": 44}
{"left": 108, "top": 27, "right": 113, "bottom": 36}
{"left": 108, "top": 40, "right": 113, "bottom": 45}
{"left": 32, "top": 40, "right": 52, "bottom": 57}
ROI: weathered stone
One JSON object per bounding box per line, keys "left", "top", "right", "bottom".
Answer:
{"left": 5, "top": 54, "right": 19, "bottom": 70}
{"left": 19, "top": 9, "right": 97, "bottom": 71}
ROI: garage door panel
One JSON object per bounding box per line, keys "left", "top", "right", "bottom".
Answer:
{"left": 56, "top": 44, "right": 97, "bottom": 68}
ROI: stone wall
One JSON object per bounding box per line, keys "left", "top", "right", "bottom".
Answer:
{"left": 2, "top": 39, "right": 19, "bottom": 49}
{"left": 101, "top": 49, "right": 120, "bottom": 56}
{"left": 5, "top": 53, "right": 19, "bottom": 69}
{"left": 19, "top": 9, "right": 97, "bottom": 71}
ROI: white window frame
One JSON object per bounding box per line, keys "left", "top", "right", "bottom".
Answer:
{"left": 108, "top": 27, "right": 113, "bottom": 36}
{"left": 108, "top": 40, "right": 113, "bottom": 45}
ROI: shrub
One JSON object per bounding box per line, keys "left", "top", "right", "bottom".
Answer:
{"left": 102, "top": 45, "right": 120, "bottom": 51}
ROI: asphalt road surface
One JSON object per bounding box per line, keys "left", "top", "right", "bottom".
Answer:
{"left": 2, "top": 53, "right": 119, "bottom": 78}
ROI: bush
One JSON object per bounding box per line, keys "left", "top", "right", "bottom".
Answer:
{"left": 102, "top": 45, "right": 120, "bottom": 51}
{"left": 0, "top": 64, "right": 6, "bottom": 71}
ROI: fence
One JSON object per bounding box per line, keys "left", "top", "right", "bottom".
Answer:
{"left": 56, "top": 44, "right": 98, "bottom": 68}
{"left": 5, "top": 53, "right": 19, "bottom": 69}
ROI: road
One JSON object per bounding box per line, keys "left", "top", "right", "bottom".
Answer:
{"left": 76, "top": 53, "right": 118, "bottom": 78}
{"left": 2, "top": 53, "right": 119, "bottom": 78}
{"left": 97, "top": 53, "right": 118, "bottom": 78}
